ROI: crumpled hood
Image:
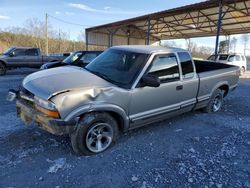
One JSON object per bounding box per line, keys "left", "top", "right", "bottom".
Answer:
{"left": 23, "top": 66, "right": 113, "bottom": 99}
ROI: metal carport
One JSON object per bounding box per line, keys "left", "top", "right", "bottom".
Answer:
{"left": 85, "top": 0, "right": 250, "bottom": 56}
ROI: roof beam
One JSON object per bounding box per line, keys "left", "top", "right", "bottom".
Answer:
{"left": 157, "top": 18, "right": 188, "bottom": 38}
{"left": 129, "top": 24, "right": 161, "bottom": 41}
{"left": 199, "top": 10, "right": 228, "bottom": 35}
{"left": 225, "top": 4, "right": 250, "bottom": 16}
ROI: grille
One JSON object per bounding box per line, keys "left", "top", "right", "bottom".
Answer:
{"left": 20, "top": 85, "right": 34, "bottom": 98}
{"left": 19, "top": 85, "right": 35, "bottom": 106}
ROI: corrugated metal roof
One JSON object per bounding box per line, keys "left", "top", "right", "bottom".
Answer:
{"left": 86, "top": 0, "right": 250, "bottom": 46}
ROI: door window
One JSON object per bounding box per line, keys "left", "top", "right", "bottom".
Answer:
{"left": 235, "top": 55, "right": 241, "bottom": 61}
{"left": 228, "top": 55, "right": 241, "bottom": 62}
{"left": 81, "top": 53, "right": 98, "bottom": 63}
{"left": 228, "top": 55, "right": 235, "bottom": 62}
{"left": 13, "top": 49, "right": 25, "bottom": 56}
{"left": 148, "top": 54, "right": 180, "bottom": 83}
{"left": 178, "top": 52, "right": 194, "bottom": 79}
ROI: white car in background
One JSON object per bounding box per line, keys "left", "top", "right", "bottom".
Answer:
{"left": 208, "top": 54, "right": 247, "bottom": 75}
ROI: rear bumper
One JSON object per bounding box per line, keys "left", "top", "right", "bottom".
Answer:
{"left": 16, "top": 99, "right": 77, "bottom": 135}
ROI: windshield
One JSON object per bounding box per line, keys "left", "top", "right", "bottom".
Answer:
{"left": 3, "top": 47, "right": 15, "bottom": 55}
{"left": 63, "top": 52, "right": 84, "bottom": 64}
{"left": 85, "top": 49, "right": 149, "bottom": 88}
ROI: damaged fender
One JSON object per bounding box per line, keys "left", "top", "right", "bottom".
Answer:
{"left": 51, "top": 86, "right": 131, "bottom": 132}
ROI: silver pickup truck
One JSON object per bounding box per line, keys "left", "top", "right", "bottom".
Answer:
{"left": 8, "top": 45, "right": 240, "bottom": 155}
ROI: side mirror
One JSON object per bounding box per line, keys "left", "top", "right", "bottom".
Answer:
{"left": 141, "top": 74, "right": 160, "bottom": 88}
{"left": 9, "top": 51, "right": 15, "bottom": 57}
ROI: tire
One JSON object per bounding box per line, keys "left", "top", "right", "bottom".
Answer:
{"left": 202, "top": 89, "right": 224, "bottom": 113}
{"left": 0, "top": 62, "right": 6, "bottom": 76}
{"left": 240, "top": 66, "right": 245, "bottom": 76}
{"left": 70, "top": 112, "right": 119, "bottom": 155}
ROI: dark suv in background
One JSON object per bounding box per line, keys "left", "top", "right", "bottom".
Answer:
{"left": 40, "top": 51, "right": 103, "bottom": 70}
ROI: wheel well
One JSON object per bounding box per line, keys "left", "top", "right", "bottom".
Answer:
{"left": 106, "top": 111, "right": 125, "bottom": 132}
{"left": 78, "top": 111, "right": 126, "bottom": 132}
{"left": 219, "top": 85, "right": 229, "bottom": 97}
{"left": 0, "top": 60, "right": 6, "bottom": 67}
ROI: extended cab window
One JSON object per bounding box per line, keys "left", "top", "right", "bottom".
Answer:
{"left": 25, "top": 49, "right": 38, "bottom": 56}
{"left": 148, "top": 54, "right": 180, "bottom": 83}
{"left": 178, "top": 52, "right": 194, "bottom": 79}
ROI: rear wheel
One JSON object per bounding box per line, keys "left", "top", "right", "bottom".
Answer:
{"left": 0, "top": 62, "right": 6, "bottom": 76}
{"left": 240, "top": 66, "right": 245, "bottom": 75}
{"left": 202, "top": 89, "right": 223, "bottom": 113}
{"left": 70, "top": 112, "right": 118, "bottom": 155}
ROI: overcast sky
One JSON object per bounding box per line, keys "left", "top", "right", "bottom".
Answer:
{"left": 0, "top": 0, "right": 249, "bottom": 54}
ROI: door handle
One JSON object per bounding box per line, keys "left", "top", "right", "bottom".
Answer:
{"left": 176, "top": 85, "right": 183, "bottom": 90}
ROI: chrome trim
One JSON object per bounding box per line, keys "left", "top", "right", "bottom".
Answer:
{"left": 197, "top": 94, "right": 210, "bottom": 102}
{"left": 130, "top": 103, "right": 180, "bottom": 122}
{"left": 180, "top": 98, "right": 196, "bottom": 108}
{"left": 130, "top": 98, "right": 197, "bottom": 122}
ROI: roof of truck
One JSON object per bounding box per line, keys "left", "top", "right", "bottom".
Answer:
{"left": 111, "top": 45, "right": 188, "bottom": 54}
{"left": 12, "top": 47, "right": 39, "bottom": 49}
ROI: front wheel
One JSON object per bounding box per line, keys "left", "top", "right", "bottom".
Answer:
{"left": 0, "top": 62, "right": 6, "bottom": 76}
{"left": 70, "top": 112, "right": 118, "bottom": 155}
{"left": 202, "top": 89, "right": 224, "bottom": 113}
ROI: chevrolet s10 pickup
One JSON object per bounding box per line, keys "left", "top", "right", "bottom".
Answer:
{"left": 7, "top": 45, "right": 240, "bottom": 155}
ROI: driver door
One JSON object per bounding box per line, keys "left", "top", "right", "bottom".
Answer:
{"left": 129, "top": 53, "right": 183, "bottom": 127}
{"left": 6, "top": 49, "right": 26, "bottom": 67}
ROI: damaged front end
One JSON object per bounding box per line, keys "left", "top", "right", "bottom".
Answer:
{"left": 8, "top": 87, "right": 77, "bottom": 135}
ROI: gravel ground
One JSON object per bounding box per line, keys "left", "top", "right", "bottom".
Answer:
{"left": 0, "top": 68, "right": 250, "bottom": 188}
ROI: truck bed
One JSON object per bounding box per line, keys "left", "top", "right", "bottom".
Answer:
{"left": 194, "top": 60, "right": 235, "bottom": 73}
{"left": 193, "top": 60, "right": 239, "bottom": 110}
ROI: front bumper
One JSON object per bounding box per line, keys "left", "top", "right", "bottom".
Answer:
{"left": 16, "top": 99, "right": 77, "bottom": 135}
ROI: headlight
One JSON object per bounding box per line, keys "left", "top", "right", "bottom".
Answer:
{"left": 34, "top": 96, "right": 59, "bottom": 118}
{"left": 34, "top": 96, "right": 56, "bottom": 110}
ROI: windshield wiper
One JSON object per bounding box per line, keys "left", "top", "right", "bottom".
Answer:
{"left": 85, "top": 68, "right": 121, "bottom": 85}
{"left": 90, "top": 70, "right": 111, "bottom": 81}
